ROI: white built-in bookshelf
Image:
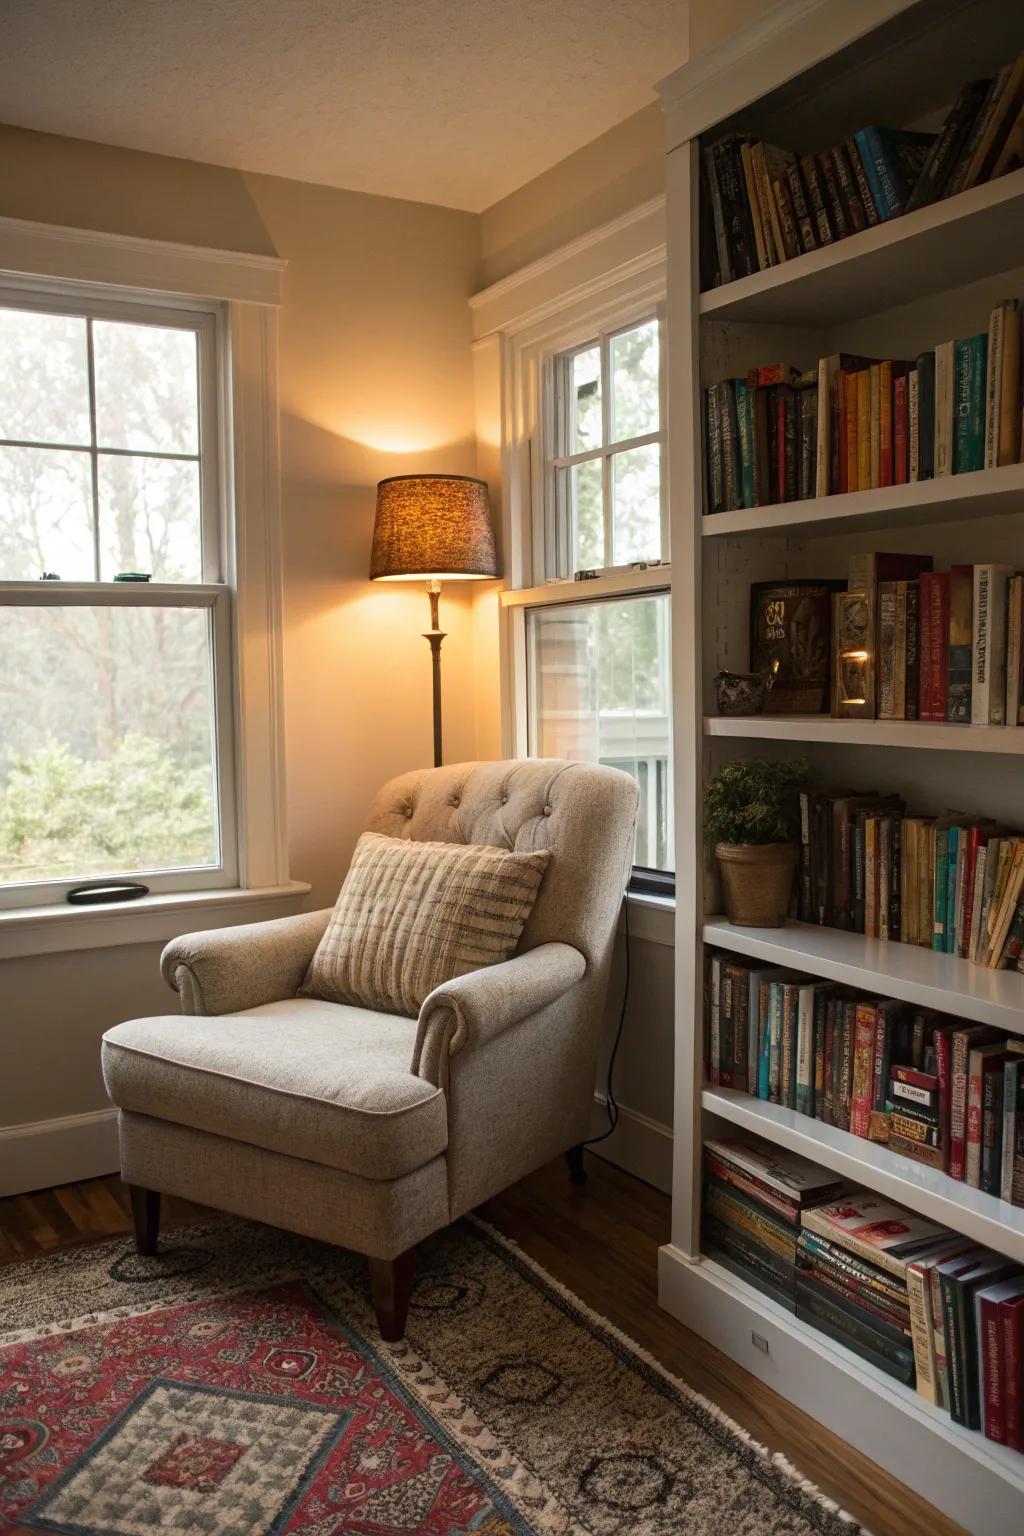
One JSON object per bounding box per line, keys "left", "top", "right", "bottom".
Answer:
{"left": 660, "top": 4, "right": 1024, "bottom": 1533}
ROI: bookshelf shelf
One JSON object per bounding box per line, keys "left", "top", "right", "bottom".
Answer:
{"left": 701, "top": 462, "right": 1024, "bottom": 538}
{"left": 702, "top": 1085, "right": 1024, "bottom": 1264}
{"left": 704, "top": 714, "right": 1024, "bottom": 753}
{"left": 703, "top": 917, "right": 1024, "bottom": 1034}
{"left": 698, "top": 166, "right": 1024, "bottom": 328}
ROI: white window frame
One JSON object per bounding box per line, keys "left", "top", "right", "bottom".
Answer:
{"left": 468, "top": 211, "right": 672, "bottom": 882}
{"left": 546, "top": 309, "right": 668, "bottom": 581}
{"left": 0, "top": 215, "right": 305, "bottom": 954}
{"left": 0, "top": 283, "right": 236, "bottom": 909}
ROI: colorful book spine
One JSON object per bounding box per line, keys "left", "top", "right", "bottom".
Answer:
{"left": 735, "top": 380, "right": 754, "bottom": 509}
{"left": 905, "top": 580, "right": 920, "bottom": 721}
{"left": 1005, "top": 1297, "right": 1024, "bottom": 1451}
{"left": 894, "top": 370, "right": 909, "bottom": 484}
{"left": 850, "top": 1004, "right": 877, "bottom": 1138}
{"left": 946, "top": 564, "right": 974, "bottom": 724}
{"left": 953, "top": 333, "right": 987, "bottom": 473}
{"left": 972, "top": 564, "right": 1014, "bottom": 726}
{"left": 935, "top": 340, "right": 955, "bottom": 478}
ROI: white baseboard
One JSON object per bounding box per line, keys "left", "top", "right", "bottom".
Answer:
{"left": 0, "top": 1107, "right": 119, "bottom": 1197}
{"left": 659, "top": 1242, "right": 1024, "bottom": 1536}
{"left": 590, "top": 1093, "right": 672, "bottom": 1193}
{"left": 1, "top": 1096, "right": 671, "bottom": 1202}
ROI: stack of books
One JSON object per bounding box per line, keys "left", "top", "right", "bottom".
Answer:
{"left": 706, "top": 956, "right": 1024, "bottom": 1198}
{"left": 701, "top": 1135, "right": 844, "bottom": 1311}
{"left": 796, "top": 1194, "right": 963, "bottom": 1384}
{"left": 795, "top": 783, "right": 1024, "bottom": 968}
{"left": 704, "top": 301, "right": 1024, "bottom": 514}
{"left": 701, "top": 52, "right": 1024, "bottom": 291}
{"left": 703, "top": 1135, "right": 1024, "bottom": 1439}
{"left": 822, "top": 549, "right": 1024, "bottom": 726}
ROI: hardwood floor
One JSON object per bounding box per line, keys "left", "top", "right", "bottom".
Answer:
{"left": 0, "top": 1154, "right": 965, "bottom": 1536}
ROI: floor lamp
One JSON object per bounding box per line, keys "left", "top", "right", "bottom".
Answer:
{"left": 370, "top": 474, "right": 497, "bottom": 767}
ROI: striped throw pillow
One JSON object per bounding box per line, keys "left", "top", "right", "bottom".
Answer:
{"left": 302, "top": 832, "right": 551, "bottom": 1016}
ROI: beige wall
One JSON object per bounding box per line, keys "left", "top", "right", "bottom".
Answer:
{"left": 477, "top": 103, "right": 666, "bottom": 289}
{"left": 0, "top": 124, "right": 487, "bottom": 1140}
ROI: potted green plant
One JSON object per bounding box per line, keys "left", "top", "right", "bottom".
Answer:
{"left": 703, "top": 757, "right": 809, "bottom": 927}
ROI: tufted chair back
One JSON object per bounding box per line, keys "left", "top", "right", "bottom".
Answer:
{"left": 365, "top": 759, "right": 639, "bottom": 969}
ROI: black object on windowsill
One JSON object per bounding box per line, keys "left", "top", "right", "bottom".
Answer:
{"left": 629, "top": 866, "right": 675, "bottom": 899}
{"left": 66, "top": 880, "right": 150, "bottom": 905}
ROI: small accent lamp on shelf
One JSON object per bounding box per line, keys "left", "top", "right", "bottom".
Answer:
{"left": 370, "top": 473, "right": 497, "bottom": 767}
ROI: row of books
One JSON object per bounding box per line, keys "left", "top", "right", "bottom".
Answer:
{"left": 705, "top": 300, "right": 1024, "bottom": 515}
{"left": 706, "top": 956, "right": 1024, "bottom": 1198}
{"left": 748, "top": 556, "right": 1024, "bottom": 724}
{"left": 821, "top": 308, "right": 1022, "bottom": 496}
{"left": 796, "top": 782, "right": 1024, "bottom": 969}
{"left": 838, "top": 561, "right": 1024, "bottom": 726}
{"left": 700, "top": 51, "right": 1024, "bottom": 290}
{"left": 703, "top": 1136, "right": 1024, "bottom": 1443}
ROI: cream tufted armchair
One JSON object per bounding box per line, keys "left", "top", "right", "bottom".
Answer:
{"left": 101, "top": 759, "right": 639, "bottom": 1339}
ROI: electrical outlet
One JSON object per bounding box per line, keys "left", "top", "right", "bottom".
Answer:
{"left": 751, "top": 1331, "right": 770, "bottom": 1355}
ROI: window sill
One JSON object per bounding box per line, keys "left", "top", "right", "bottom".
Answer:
{"left": 0, "top": 880, "right": 312, "bottom": 961}
{"left": 623, "top": 889, "right": 675, "bottom": 947}
{"left": 500, "top": 565, "right": 672, "bottom": 609}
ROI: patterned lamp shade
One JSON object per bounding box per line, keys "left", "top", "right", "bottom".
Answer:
{"left": 370, "top": 474, "right": 497, "bottom": 581}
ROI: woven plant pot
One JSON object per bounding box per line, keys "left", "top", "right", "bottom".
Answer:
{"left": 715, "top": 841, "right": 797, "bottom": 928}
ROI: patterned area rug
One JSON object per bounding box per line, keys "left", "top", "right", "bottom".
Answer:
{"left": 0, "top": 1216, "right": 863, "bottom": 1535}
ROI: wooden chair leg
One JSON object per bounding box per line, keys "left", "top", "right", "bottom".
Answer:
{"left": 128, "top": 1185, "right": 161, "bottom": 1256}
{"left": 566, "top": 1143, "right": 588, "bottom": 1186}
{"left": 368, "top": 1249, "right": 415, "bottom": 1341}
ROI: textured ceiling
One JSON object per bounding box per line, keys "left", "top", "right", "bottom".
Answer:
{"left": 0, "top": 0, "right": 688, "bottom": 212}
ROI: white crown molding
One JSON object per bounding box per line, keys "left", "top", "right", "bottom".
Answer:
{"left": 657, "top": 0, "right": 920, "bottom": 147}
{"left": 470, "top": 195, "right": 665, "bottom": 310}
{"left": 0, "top": 214, "right": 285, "bottom": 306}
{"left": 470, "top": 195, "right": 666, "bottom": 339}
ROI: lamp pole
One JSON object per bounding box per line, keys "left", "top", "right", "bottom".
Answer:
{"left": 424, "top": 579, "right": 445, "bottom": 768}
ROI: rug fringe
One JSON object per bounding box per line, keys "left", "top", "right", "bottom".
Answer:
{"left": 468, "top": 1214, "right": 869, "bottom": 1535}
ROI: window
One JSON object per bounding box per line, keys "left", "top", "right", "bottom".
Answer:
{"left": 0, "top": 288, "right": 235, "bottom": 906}
{"left": 550, "top": 316, "right": 665, "bottom": 578}
{"left": 515, "top": 305, "right": 673, "bottom": 878}
{"left": 527, "top": 592, "right": 673, "bottom": 873}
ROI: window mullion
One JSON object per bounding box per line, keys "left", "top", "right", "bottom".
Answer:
{"left": 600, "top": 331, "right": 613, "bottom": 567}
{"left": 85, "top": 316, "right": 101, "bottom": 582}
{"left": 658, "top": 303, "right": 669, "bottom": 561}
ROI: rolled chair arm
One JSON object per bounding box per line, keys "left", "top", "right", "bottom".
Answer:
{"left": 413, "top": 941, "right": 586, "bottom": 1087}
{"left": 160, "top": 908, "right": 333, "bottom": 1016}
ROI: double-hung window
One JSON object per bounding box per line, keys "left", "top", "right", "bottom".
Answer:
{"left": 548, "top": 316, "right": 666, "bottom": 578}
{"left": 0, "top": 287, "right": 235, "bottom": 907}
{"left": 516, "top": 311, "right": 673, "bottom": 881}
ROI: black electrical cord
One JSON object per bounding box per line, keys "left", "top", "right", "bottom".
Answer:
{"left": 584, "top": 893, "right": 630, "bottom": 1147}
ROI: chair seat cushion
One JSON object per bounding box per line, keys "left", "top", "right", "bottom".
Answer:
{"left": 101, "top": 999, "right": 446, "bottom": 1181}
